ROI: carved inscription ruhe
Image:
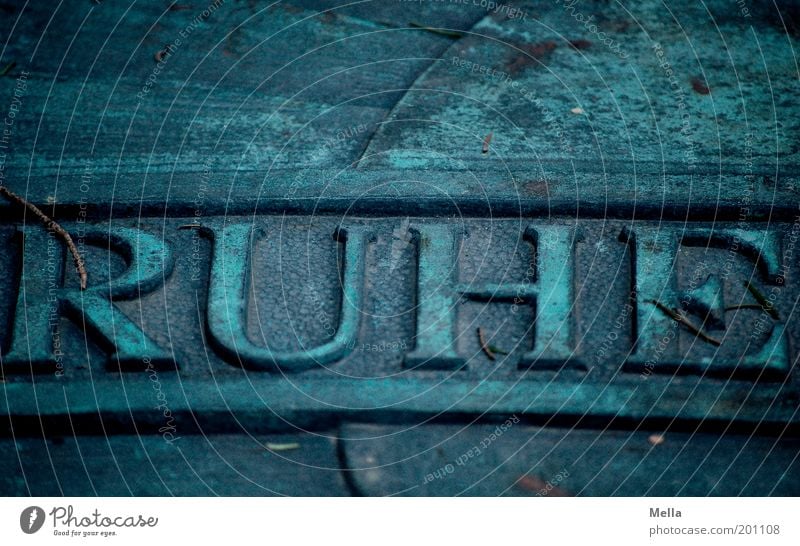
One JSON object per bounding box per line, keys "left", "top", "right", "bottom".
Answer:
{"left": 0, "top": 220, "right": 792, "bottom": 382}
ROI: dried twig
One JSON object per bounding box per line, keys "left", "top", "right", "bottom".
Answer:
{"left": 408, "top": 22, "right": 464, "bottom": 38}
{"left": 724, "top": 304, "right": 764, "bottom": 312}
{"left": 477, "top": 327, "right": 496, "bottom": 360}
{"left": 178, "top": 223, "right": 202, "bottom": 230}
{"left": 648, "top": 300, "right": 721, "bottom": 346}
{"left": 744, "top": 281, "right": 779, "bottom": 320}
{"left": 0, "top": 61, "right": 16, "bottom": 77}
{"left": 482, "top": 132, "right": 493, "bottom": 154}
{"left": 0, "top": 186, "right": 87, "bottom": 289}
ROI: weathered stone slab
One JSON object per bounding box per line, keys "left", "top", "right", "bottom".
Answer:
{"left": 341, "top": 424, "right": 800, "bottom": 496}
{"left": 0, "top": 433, "right": 348, "bottom": 496}
{"left": 1, "top": 0, "right": 799, "bottom": 496}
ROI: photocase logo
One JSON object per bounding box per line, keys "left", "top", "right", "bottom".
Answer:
{"left": 20, "top": 506, "right": 45, "bottom": 534}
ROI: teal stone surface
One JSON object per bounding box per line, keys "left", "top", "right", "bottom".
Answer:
{"left": 0, "top": 0, "right": 799, "bottom": 496}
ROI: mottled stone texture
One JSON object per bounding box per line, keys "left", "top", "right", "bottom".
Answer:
{"left": 0, "top": 0, "right": 798, "bottom": 495}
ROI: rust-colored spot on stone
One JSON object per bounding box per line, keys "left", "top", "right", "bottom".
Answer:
{"left": 507, "top": 41, "right": 558, "bottom": 74}
{"left": 482, "top": 132, "right": 493, "bottom": 154}
{"left": 523, "top": 179, "right": 550, "bottom": 195}
{"left": 279, "top": 3, "right": 303, "bottom": 14}
{"left": 154, "top": 48, "right": 169, "bottom": 63}
{"left": 601, "top": 20, "right": 630, "bottom": 32}
{"left": 691, "top": 77, "right": 710, "bottom": 95}
{"left": 320, "top": 11, "right": 338, "bottom": 24}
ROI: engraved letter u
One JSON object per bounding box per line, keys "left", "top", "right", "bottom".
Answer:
{"left": 205, "top": 223, "right": 369, "bottom": 372}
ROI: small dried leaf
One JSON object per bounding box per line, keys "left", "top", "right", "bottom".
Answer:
{"left": 265, "top": 442, "right": 300, "bottom": 452}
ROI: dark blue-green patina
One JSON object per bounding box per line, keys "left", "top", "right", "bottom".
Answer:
{"left": 1, "top": 0, "right": 799, "bottom": 496}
